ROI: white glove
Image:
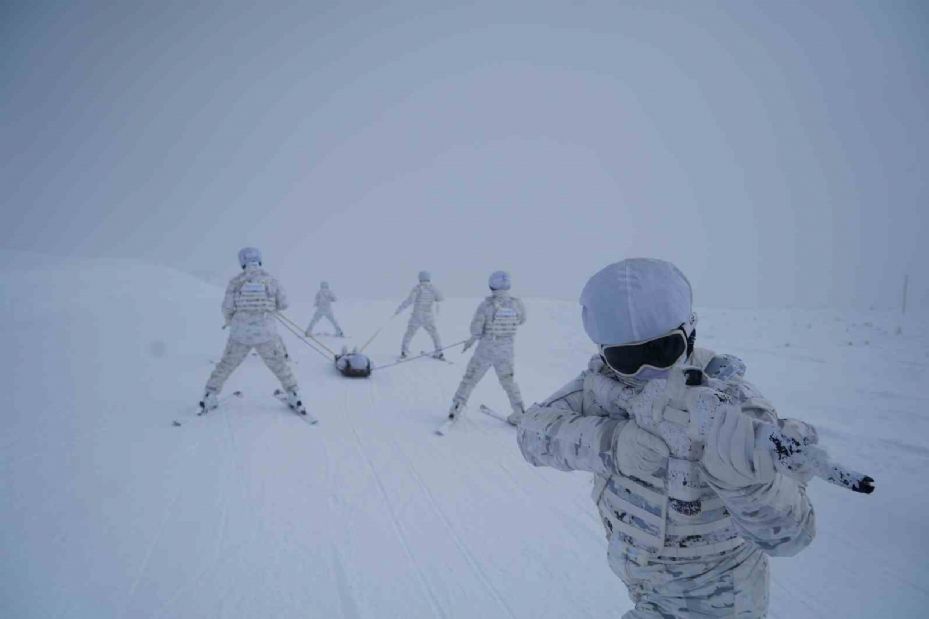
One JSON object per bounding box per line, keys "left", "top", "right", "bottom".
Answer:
{"left": 778, "top": 418, "right": 818, "bottom": 446}
{"left": 462, "top": 337, "right": 477, "bottom": 352}
{"left": 767, "top": 418, "right": 820, "bottom": 483}
{"left": 702, "top": 406, "right": 776, "bottom": 489}
{"left": 613, "top": 420, "right": 670, "bottom": 480}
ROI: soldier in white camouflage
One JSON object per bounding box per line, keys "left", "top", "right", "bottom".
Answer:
{"left": 516, "top": 258, "right": 815, "bottom": 618}
{"left": 448, "top": 271, "right": 527, "bottom": 424}
{"left": 395, "top": 270, "right": 444, "bottom": 359}
{"left": 200, "top": 247, "right": 304, "bottom": 411}
{"left": 304, "top": 281, "right": 343, "bottom": 337}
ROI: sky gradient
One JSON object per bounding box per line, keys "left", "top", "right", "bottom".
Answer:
{"left": 2, "top": 1, "right": 927, "bottom": 309}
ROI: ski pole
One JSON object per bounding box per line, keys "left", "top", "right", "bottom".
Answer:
{"left": 359, "top": 311, "right": 398, "bottom": 353}
{"left": 372, "top": 338, "right": 469, "bottom": 371}
{"left": 276, "top": 312, "right": 338, "bottom": 356}
{"left": 274, "top": 314, "right": 335, "bottom": 362}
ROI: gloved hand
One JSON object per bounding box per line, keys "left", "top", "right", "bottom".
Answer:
{"left": 768, "top": 418, "right": 820, "bottom": 483}
{"left": 778, "top": 418, "right": 818, "bottom": 446}
{"left": 613, "top": 420, "right": 670, "bottom": 480}
{"left": 702, "top": 406, "right": 776, "bottom": 489}
{"left": 394, "top": 308, "right": 402, "bottom": 316}
{"left": 462, "top": 337, "right": 477, "bottom": 352}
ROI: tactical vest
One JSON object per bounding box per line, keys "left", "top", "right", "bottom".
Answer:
{"left": 413, "top": 285, "right": 437, "bottom": 313}
{"left": 589, "top": 354, "right": 746, "bottom": 563}
{"left": 234, "top": 278, "right": 276, "bottom": 313}
{"left": 488, "top": 301, "right": 519, "bottom": 337}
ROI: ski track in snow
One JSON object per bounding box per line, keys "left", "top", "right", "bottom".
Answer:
{"left": 330, "top": 543, "right": 363, "bottom": 619}
{"left": 3, "top": 257, "right": 928, "bottom": 618}
{"left": 339, "top": 383, "right": 449, "bottom": 618}
{"left": 365, "top": 379, "right": 518, "bottom": 619}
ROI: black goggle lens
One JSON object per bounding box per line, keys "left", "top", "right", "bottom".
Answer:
{"left": 600, "top": 331, "right": 687, "bottom": 376}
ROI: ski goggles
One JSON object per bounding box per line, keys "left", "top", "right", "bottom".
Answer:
{"left": 599, "top": 328, "right": 689, "bottom": 377}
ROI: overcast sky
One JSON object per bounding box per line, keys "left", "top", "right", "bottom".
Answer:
{"left": 2, "top": 1, "right": 927, "bottom": 309}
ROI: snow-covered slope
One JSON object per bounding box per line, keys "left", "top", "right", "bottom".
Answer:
{"left": 2, "top": 255, "right": 927, "bottom": 618}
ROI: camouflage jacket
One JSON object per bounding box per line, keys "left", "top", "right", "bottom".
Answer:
{"left": 516, "top": 349, "right": 815, "bottom": 566}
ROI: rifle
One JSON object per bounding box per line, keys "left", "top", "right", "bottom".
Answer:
{"left": 626, "top": 366, "right": 875, "bottom": 517}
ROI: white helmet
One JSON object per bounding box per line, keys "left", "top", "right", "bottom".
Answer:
{"left": 580, "top": 258, "right": 692, "bottom": 346}
{"left": 238, "top": 247, "right": 262, "bottom": 269}
{"left": 488, "top": 270, "right": 511, "bottom": 291}
{"left": 418, "top": 270, "right": 431, "bottom": 282}
{"left": 321, "top": 281, "right": 329, "bottom": 289}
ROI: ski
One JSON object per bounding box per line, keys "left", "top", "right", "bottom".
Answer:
{"left": 420, "top": 351, "right": 454, "bottom": 364}
{"left": 479, "top": 404, "right": 513, "bottom": 426}
{"left": 173, "top": 390, "right": 243, "bottom": 426}
{"left": 273, "top": 389, "right": 319, "bottom": 425}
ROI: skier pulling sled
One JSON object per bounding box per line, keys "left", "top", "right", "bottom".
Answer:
{"left": 446, "top": 270, "right": 527, "bottom": 426}
{"left": 199, "top": 247, "right": 307, "bottom": 415}
{"left": 396, "top": 270, "right": 445, "bottom": 360}
{"left": 305, "top": 281, "right": 345, "bottom": 337}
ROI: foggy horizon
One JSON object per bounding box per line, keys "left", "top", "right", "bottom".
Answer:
{"left": 3, "top": 1, "right": 927, "bottom": 310}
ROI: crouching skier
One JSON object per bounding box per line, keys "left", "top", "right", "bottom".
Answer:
{"left": 305, "top": 281, "right": 344, "bottom": 337}
{"left": 517, "top": 258, "right": 816, "bottom": 618}
{"left": 396, "top": 270, "right": 444, "bottom": 359}
{"left": 335, "top": 346, "right": 372, "bottom": 378}
{"left": 200, "top": 247, "right": 306, "bottom": 414}
{"left": 447, "top": 271, "right": 527, "bottom": 425}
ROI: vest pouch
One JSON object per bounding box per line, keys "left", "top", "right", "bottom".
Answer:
{"left": 602, "top": 474, "right": 669, "bottom": 559}
{"left": 490, "top": 305, "right": 519, "bottom": 337}
{"left": 235, "top": 280, "right": 276, "bottom": 312}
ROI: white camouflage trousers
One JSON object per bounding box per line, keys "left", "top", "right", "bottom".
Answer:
{"left": 206, "top": 337, "right": 298, "bottom": 393}
{"left": 610, "top": 539, "right": 769, "bottom": 618}
{"left": 402, "top": 315, "right": 442, "bottom": 354}
{"left": 307, "top": 308, "right": 342, "bottom": 334}
{"left": 453, "top": 338, "right": 523, "bottom": 413}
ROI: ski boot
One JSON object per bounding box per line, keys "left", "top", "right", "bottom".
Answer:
{"left": 432, "top": 351, "right": 445, "bottom": 360}
{"left": 447, "top": 399, "right": 465, "bottom": 421}
{"left": 199, "top": 390, "right": 219, "bottom": 413}
{"left": 400, "top": 351, "right": 409, "bottom": 359}
{"left": 506, "top": 403, "right": 525, "bottom": 426}
{"left": 287, "top": 389, "right": 306, "bottom": 414}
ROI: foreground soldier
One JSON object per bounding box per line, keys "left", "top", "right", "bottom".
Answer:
{"left": 305, "top": 281, "right": 344, "bottom": 337}
{"left": 448, "top": 271, "right": 527, "bottom": 424}
{"left": 200, "top": 247, "right": 305, "bottom": 413}
{"left": 396, "top": 270, "right": 444, "bottom": 359}
{"left": 517, "top": 258, "right": 816, "bottom": 618}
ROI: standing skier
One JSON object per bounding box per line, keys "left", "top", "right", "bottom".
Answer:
{"left": 305, "top": 281, "right": 344, "bottom": 337}
{"left": 396, "top": 270, "right": 444, "bottom": 359}
{"left": 448, "top": 271, "right": 526, "bottom": 424}
{"left": 200, "top": 247, "right": 306, "bottom": 413}
{"left": 517, "top": 258, "right": 816, "bottom": 618}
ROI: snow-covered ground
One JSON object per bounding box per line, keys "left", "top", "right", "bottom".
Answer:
{"left": 2, "top": 253, "right": 927, "bottom": 618}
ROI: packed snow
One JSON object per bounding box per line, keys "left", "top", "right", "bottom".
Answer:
{"left": 2, "top": 252, "right": 927, "bottom": 617}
